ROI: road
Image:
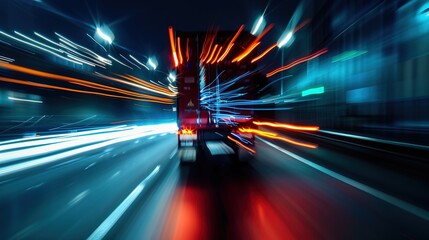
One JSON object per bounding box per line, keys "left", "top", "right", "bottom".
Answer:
{"left": 0, "top": 126, "right": 428, "bottom": 239}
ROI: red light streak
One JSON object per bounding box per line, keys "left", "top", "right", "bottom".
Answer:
{"left": 293, "top": 18, "right": 312, "bottom": 33}
{"left": 168, "top": 26, "right": 179, "bottom": 67}
{"left": 266, "top": 48, "right": 328, "bottom": 78}
{"left": 186, "top": 38, "right": 190, "bottom": 62}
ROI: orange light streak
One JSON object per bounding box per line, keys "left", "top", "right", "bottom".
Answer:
{"left": 232, "top": 42, "right": 260, "bottom": 63}
{"left": 118, "top": 74, "right": 174, "bottom": 95}
{"left": 217, "top": 24, "right": 244, "bottom": 62}
{"left": 239, "top": 128, "right": 318, "bottom": 149}
{"left": 266, "top": 48, "right": 328, "bottom": 78}
{"left": 227, "top": 136, "right": 256, "bottom": 154}
{"left": 210, "top": 46, "right": 222, "bottom": 64}
{"left": 177, "top": 37, "right": 183, "bottom": 65}
{"left": 0, "top": 77, "right": 172, "bottom": 104}
{"left": 0, "top": 62, "right": 174, "bottom": 103}
{"left": 217, "top": 43, "right": 234, "bottom": 63}
{"left": 253, "top": 121, "right": 319, "bottom": 131}
{"left": 251, "top": 43, "right": 277, "bottom": 63}
{"left": 200, "top": 29, "right": 217, "bottom": 63}
{"left": 168, "top": 26, "right": 179, "bottom": 67}
{"left": 232, "top": 24, "right": 273, "bottom": 63}
{"left": 205, "top": 44, "right": 218, "bottom": 64}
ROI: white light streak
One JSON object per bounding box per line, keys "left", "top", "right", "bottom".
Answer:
{"left": 129, "top": 55, "right": 150, "bottom": 70}
{"left": 87, "top": 33, "right": 107, "bottom": 52}
{"left": 0, "top": 31, "right": 82, "bottom": 65}
{"left": 14, "top": 31, "right": 63, "bottom": 53}
{"left": 0, "top": 55, "right": 15, "bottom": 62}
{"left": 120, "top": 54, "right": 141, "bottom": 69}
{"left": 8, "top": 97, "right": 43, "bottom": 104}
{"left": 108, "top": 55, "right": 133, "bottom": 70}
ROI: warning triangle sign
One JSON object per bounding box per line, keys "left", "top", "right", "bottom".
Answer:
{"left": 187, "top": 100, "right": 194, "bottom": 107}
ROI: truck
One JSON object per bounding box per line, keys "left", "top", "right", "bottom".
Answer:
{"left": 172, "top": 28, "right": 260, "bottom": 163}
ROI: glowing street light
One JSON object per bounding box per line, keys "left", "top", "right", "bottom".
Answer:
{"left": 147, "top": 57, "right": 157, "bottom": 70}
{"left": 251, "top": 15, "right": 265, "bottom": 36}
{"left": 168, "top": 72, "right": 176, "bottom": 82}
{"left": 96, "top": 26, "right": 114, "bottom": 45}
{"left": 277, "top": 31, "right": 293, "bottom": 48}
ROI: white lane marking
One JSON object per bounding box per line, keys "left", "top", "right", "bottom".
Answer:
{"left": 319, "top": 130, "right": 429, "bottom": 150}
{"left": 68, "top": 190, "right": 89, "bottom": 207}
{"left": 26, "top": 182, "right": 44, "bottom": 191}
{"left": 85, "top": 162, "right": 96, "bottom": 170}
{"left": 206, "top": 141, "right": 234, "bottom": 155}
{"left": 110, "top": 171, "right": 121, "bottom": 179}
{"left": 87, "top": 165, "right": 160, "bottom": 240}
{"left": 169, "top": 148, "right": 178, "bottom": 159}
{"left": 258, "top": 137, "right": 429, "bottom": 222}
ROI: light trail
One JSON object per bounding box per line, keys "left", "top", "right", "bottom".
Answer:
{"left": 251, "top": 43, "right": 277, "bottom": 63}
{"left": 253, "top": 121, "right": 320, "bottom": 131}
{"left": 241, "top": 128, "right": 317, "bottom": 148}
{"left": 0, "top": 62, "right": 174, "bottom": 102}
{"left": 232, "top": 24, "right": 273, "bottom": 62}
{"left": 210, "top": 46, "right": 223, "bottom": 64}
{"left": 205, "top": 44, "right": 219, "bottom": 64}
{"left": 108, "top": 55, "right": 133, "bottom": 70}
{"left": 8, "top": 97, "right": 43, "bottom": 104}
{"left": 120, "top": 54, "right": 141, "bottom": 69}
{"left": 14, "top": 31, "right": 63, "bottom": 53}
{"left": 266, "top": 48, "right": 328, "bottom": 78}
{"left": 0, "top": 30, "right": 83, "bottom": 65}
{"left": 0, "top": 77, "right": 173, "bottom": 104}
{"left": 0, "top": 123, "right": 177, "bottom": 177}
{"left": 217, "top": 24, "right": 244, "bottom": 62}
{"left": 129, "top": 55, "right": 150, "bottom": 70}
{"left": 177, "top": 37, "right": 183, "bottom": 65}
{"left": 227, "top": 136, "right": 256, "bottom": 154}
{"left": 168, "top": 26, "right": 179, "bottom": 67}
{"left": 86, "top": 33, "right": 107, "bottom": 52}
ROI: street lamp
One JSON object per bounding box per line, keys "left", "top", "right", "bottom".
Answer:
{"left": 95, "top": 25, "right": 114, "bottom": 45}
{"left": 147, "top": 57, "right": 158, "bottom": 70}
{"left": 277, "top": 31, "right": 294, "bottom": 96}
{"left": 251, "top": 15, "right": 266, "bottom": 36}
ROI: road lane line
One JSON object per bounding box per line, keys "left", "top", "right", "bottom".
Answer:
{"left": 169, "top": 148, "right": 178, "bottom": 159}
{"left": 87, "top": 165, "right": 160, "bottom": 240}
{"left": 258, "top": 137, "right": 429, "bottom": 222}
{"left": 319, "top": 130, "right": 429, "bottom": 150}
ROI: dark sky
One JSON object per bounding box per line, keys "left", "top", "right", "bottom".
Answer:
{"left": 2, "top": 0, "right": 305, "bottom": 70}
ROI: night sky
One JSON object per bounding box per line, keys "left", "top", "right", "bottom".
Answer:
{"left": 1, "top": 0, "right": 303, "bottom": 70}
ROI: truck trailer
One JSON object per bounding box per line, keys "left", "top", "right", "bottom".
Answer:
{"left": 171, "top": 28, "right": 260, "bottom": 163}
